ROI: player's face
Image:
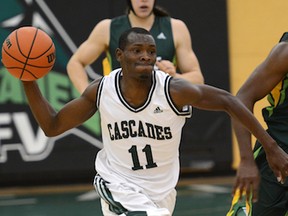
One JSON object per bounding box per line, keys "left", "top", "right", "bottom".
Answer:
{"left": 131, "top": 0, "right": 155, "bottom": 18}
{"left": 117, "top": 33, "right": 156, "bottom": 79}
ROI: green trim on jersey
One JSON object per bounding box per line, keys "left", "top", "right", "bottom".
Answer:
{"left": 94, "top": 175, "right": 127, "bottom": 214}
{"left": 253, "top": 145, "right": 262, "bottom": 159}
{"left": 265, "top": 75, "right": 288, "bottom": 117}
{"left": 262, "top": 73, "right": 288, "bottom": 146}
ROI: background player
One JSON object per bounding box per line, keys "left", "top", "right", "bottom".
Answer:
{"left": 67, "top": 0, "right": 203, "bottom": 94}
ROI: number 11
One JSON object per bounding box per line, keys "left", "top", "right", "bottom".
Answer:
{"left": 128, "top": 144, "right": 158, "bottom": 170}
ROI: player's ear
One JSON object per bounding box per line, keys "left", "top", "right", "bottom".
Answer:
{"left": 115, "top": 48, "right": 123, "bottom": 62}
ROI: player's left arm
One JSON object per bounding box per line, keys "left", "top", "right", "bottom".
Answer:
{"left": 170, "top": 19, "right": 204, "bottom": 84}
{"left": 170, "top": 78, "right": 279, "bottom": 162}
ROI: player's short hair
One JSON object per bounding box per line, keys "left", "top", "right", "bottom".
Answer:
{"left": 118, "top": 27, "right": 152, "bottom": 50}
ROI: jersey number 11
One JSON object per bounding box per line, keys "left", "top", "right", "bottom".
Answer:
{"left": 128, "top": 144, "right": 158, "bottom": 170}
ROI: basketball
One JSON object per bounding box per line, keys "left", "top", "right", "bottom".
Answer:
{"left": 1, "top": 26, "right": 56, "bottom": 81}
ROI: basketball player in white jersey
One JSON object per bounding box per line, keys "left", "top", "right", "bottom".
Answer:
{"left": 21, "top": 27, "right": 288, "bottom": 216}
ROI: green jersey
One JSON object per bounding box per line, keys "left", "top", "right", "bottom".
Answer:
{"left": 262, "top": 74, "right": 288, "bottom": 145}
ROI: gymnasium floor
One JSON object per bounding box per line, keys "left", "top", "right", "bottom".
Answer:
{"left": 0, "top": 176, "right": 234, "bottom": 216}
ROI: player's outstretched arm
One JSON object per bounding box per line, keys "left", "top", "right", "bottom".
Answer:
{"left": 22, "top": 79, "right": 99, "bottom": 136}
{"left": 170, "top": 78, "right": 288, "bottom": 193}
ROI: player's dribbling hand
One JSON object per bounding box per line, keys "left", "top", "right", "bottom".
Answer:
{"left": 156, "top": 60, "right": 176, "bottom": 77}
{"left": 265, "top": 145, "right": 288, "bottom": 184}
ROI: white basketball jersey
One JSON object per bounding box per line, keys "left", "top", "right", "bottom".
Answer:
{"left": 95, "top": 69, "right": 192, "bottom": 201}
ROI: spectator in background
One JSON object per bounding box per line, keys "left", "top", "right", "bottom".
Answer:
{"left": 67, "top": 0, "right": 203, "bottom": 94}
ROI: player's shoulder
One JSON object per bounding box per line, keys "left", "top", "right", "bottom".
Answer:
{"left": 94, "top": 19, "right": 112, "bottom": 29}
{"left": 270, "top": 41, "right": 288, "bottom": 59}
{"left": 170, "top": 17, "right": 188, "bottom": 29}
{"left": 89, "top": 19, "right": 111, "bottom": 40}
{"left": 83, "top": 77, "right": 103, "bottom": 101}
{"left": 275, "top": 41, "right": 288, "bottom": 49}
{"left": 170, "top": 18, "right": 190, "bottom": 41}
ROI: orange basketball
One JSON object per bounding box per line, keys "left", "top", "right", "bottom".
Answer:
{"left": 1, "top": 26, "right": 56, "bottom": 81}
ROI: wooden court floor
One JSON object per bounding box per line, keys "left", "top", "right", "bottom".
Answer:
{"left": 0, "top": 176, "right": 235, "bottom": 216}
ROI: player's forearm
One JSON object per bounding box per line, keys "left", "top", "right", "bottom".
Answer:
{"left": 228, "top": 99, "right": 278, "bottom": 153}
{"left": 67, "top": 60, "right": 90, "bottom": 94}
{"left": 232, "top": 119, "right": 255, "bottom": 162}
{"left": 22, "top": 81, "right": 58, "bottom": 136}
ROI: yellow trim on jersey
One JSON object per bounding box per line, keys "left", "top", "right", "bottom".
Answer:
{"left": 102, "top": 57, "right": 111, "bottom": 76}
{"left": 269, "top": 81, "right": 283, "bottom": 107}
{"left": 102, "top": 52, "right": 113, "bottom": 76}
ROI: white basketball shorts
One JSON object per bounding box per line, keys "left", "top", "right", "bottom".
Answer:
{"left": 94, "top": 174, "right": 176, "bottom": 216}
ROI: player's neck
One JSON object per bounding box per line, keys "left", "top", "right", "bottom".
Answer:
{"left": 120, "top": 77, "right": 152, "bottom": 109}
{"left": 128, "top": 12, "right": 155, "bottom": 31}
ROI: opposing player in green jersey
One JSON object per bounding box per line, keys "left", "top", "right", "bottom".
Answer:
{"left": 227, "top": 33, "right": 288, "bottom": 216}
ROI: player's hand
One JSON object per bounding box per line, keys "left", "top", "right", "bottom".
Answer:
{"left": 265, "top": 145, "right": 288, "bottom": 184}
{"left": 232, "top": 159, "right": 260, "bottom": 203}
{"left": 155, "top": 60, "right": 176, "bottom": 77}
